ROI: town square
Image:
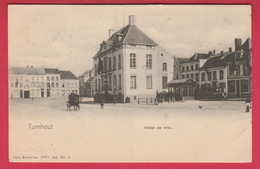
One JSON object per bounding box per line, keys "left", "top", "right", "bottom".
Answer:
{"left": 8, "top": 5, "right": 252, "bottom": 162}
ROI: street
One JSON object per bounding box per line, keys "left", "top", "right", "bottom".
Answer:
{"left": 9, "top": 97, "right": 252, "bottom": 162}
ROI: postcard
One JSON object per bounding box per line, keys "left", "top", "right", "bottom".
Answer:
{"left": 8, "top": 4, "right": 252, "bottom": 162}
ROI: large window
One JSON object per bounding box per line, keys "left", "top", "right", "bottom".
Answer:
{"left": 182, "top": 67, "right": 185, "bottom": 72}
{"left": 186, "top": 66, "right": 189, "bottom": 71}
{"left": 213, "top": 71, "right": 217, "bottom": 80}
{"left": 162, "top": 76, "right": 168, "bottom": 89}
{"left": 109, "top": 58, "right": 112, "bottom": 71}
{"left": 146, "top": 54, "right": 152, "bottom": 69}
{"left": 182, "top": 75, "right": 185, "bottom": 79}
{"left": 146, "top": 76, "right": 152, "bottom": 89}
{"left": 191, "top": 65, "right": 194, "bottom": 71}
{"left": 228, "top": 80, "right": 236, "bottom": 93}
{"left": 201, "top": 72, "right": 205, "bottom": 81}
{"left": 195, "top": 64, "right": 199, "bottom": 70}
{"left": 109, "top": 75, "right": 112, "bottom": 90}
{"left": 163, "top": 63, "right": 167, "bottom": 71}
{"left": 219, "top": 70, "right": 224, "bottom": 80}
{"left": 130, "top": 53, "right": 136, "bottom": 68}
{"left": 195, "top": 73, "right": 199, "bottom": 81}
{"left": 191, "top": 73, "right": 194, "bottom": 80}
{"left": 186, "top": 74, "right": 189, "bottom": 79}
{"left": 130, "top": 76, "right": 136, "bottom": 89}
{"left": 208, "top": 72, "right": 212, "bottom": 81}
{"left": 241, "top": 79, "right": 249, "bottom": 93}
{"left": 113, "top": 56, "right": 116, "bottom": 70}
{"left": 104, "top": 58, "right": 107, "bottom": 72}
{"left": 119, "top": 74, "right": 122, "bottom": 89}
{"left": 113, "top": 75, "right": 117, "bottom": 90}
{"left": 118, "top": 55, "right": 121, "bottom": 70}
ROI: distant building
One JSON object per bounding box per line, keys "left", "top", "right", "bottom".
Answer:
{"left": 78, "top": 69, "right": 94, "bottom": 97}
{"left": 200, "top": 38, "right": 252, "bottom": 99}
{"left": 92, "top": 15, "right": 174, "bottom": 102}
{"left": 9, "top": 67, "right": 46, "bottom": 98}
{"left": 169, "top": 53, "right": 209, "bottom": 100}
{"left": 59, "top": 70, "right": 79, "bottom": 96}
{"left": 8, "top": 66, "right": 79, "bottom": 98}
{"left": 170, "top": 38, "right": 251, "bottom": 100}
{"left": 44, "top": 68, "right": 60, "bottom": 97}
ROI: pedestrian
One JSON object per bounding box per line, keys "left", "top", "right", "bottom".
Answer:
{"left": 154, "top": 98, "right": 158, "bottom": 106}
{"left": 245, "top": 97, "right": 251, "bottom": 112}
{"left": 100, "top": 98, "right": 104, "bottom": 109}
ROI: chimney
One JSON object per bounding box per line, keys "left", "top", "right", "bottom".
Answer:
{"left": 229, "top": 47, "right": 232, "bottom": 52}
{"left": 220, "top": 50, "right": 224, "bottom": 56}
{"left": 208, "top": 50, "right": 212, "bottom": 56}
{"left": 129, "top": 15, "right": 135, "bottom": 25}
{"left": 213, "top": 49, "right": 216, "bottom": 55}
{"left": 235, "top": 38, "right": 242, "bottom": 51}
{"left": 109, "top": 29, "right": 114, "bottom": 38}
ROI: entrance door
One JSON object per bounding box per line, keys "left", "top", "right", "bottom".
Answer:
{"left": 41, "top": 89, "right": 44, "bottom": 97}
{"left": 47, "top": 89, "right": 50, "bottom": 97}
{"left": 20, "top": 90, "right": 23, "bottom": 98}
{"left": 236, "top": 80, "right": 240, "bottom": 97}
{"left": 24, "top": 91, "right": 30, "bottom": 98}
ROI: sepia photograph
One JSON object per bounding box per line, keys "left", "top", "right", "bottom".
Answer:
{"left": 8, "top": 4, "right": 252, "bottom": 162}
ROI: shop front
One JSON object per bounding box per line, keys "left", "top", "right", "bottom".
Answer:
{"left": 168, "top": 79, "right": 198, "bottom": 101}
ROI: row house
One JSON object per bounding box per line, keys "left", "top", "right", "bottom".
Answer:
{"left": 93, "top": 15, "right": 174, "bottom": 103}
{"left": 169, "top": 53, "right": 209, "bottom": 100}
{"left": 78, "top": 69, "right": 94, "bottom": 97}
{"left": 169, "top": 38, "right": 251, "bottom": 100}
{"left": 8, "top": 66, "right": 79, "bottom": 98}
{"left": 60, "top": 70, "right": 79, "bottom": 96}
{"left": 200, "top": 38, "right": 251, "bottom": 99}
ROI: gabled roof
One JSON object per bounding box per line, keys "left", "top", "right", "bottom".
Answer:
{"left": 200, "top": 52, "right": 238, "bottom": 70}
{"left": 188, "top": 53, "right": 209, "bottom": 62}
{"left": 176, "top": 53, "right": 209, "bottom": 65}
{"left": 79, "top": 70, "right": 92, "bottom": 78}
{"left": 94, "top": 24, "right": 157, "bottom": 58}
{"left": 60, "top": 70, "right": 78, "bottom": 80}
{"left": 177, "top": 57, "right": 189, "bottom": 64}
{"left": 9, "top": 67, "right": 45, "bottom": 75}
{"left": 44, "top": 68, "right": 60, "bottom": 74}
{"left": 122, "top": 25, "right": 157, "bottom": 45}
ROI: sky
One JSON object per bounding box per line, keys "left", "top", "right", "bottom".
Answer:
{"left": 8, "top": 5, "right": 251, "bottom": 76}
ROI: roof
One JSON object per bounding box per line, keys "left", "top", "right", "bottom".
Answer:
{"left": 9, "top": 67, "right": 45, "bottom": 75}
{"left": 94, "top": 24, "right": 157, "bottom": 58}
{"left": 177, "top": 58, "right": 189, "bottom": 64}
{"left": 44, "top": 68, "right": 60, "bottom": 74}
{"left": 200, "top": 52, "right": 239, "bottom": 70}
{"left": 168, "top": 79, "right": 198, "bottom": 84}
{"left": 59, "top": 70, "right": 78, "bottom": 80}
{"left": 168, "top": 79, "right": 198, "bottom": 87}
{"left": 176, "top": 53, "right": 209, "bottom": 64}
{"left": 188, "top": 53, "right": 209, "bottom": 62}
{"left": 79, "top": 70, "right": 92, "bottom": 78}
{"left": 85, "top": 77, "right": 94, "bottom": 84}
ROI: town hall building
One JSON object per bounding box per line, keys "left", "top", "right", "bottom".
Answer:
{"left": 92, "top": 15, "right": 174, "bottom": 103}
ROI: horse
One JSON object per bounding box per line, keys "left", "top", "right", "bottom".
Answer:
{"left": 67, "top": 94, "right": 80, "bottom": 111}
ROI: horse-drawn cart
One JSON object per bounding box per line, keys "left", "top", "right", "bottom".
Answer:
{"left": 67, "top": 93, "right": 80, "bottom": 111}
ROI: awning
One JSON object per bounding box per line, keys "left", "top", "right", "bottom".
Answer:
{"left": 167, "top": 79, "right": 198, "bottom": 87}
